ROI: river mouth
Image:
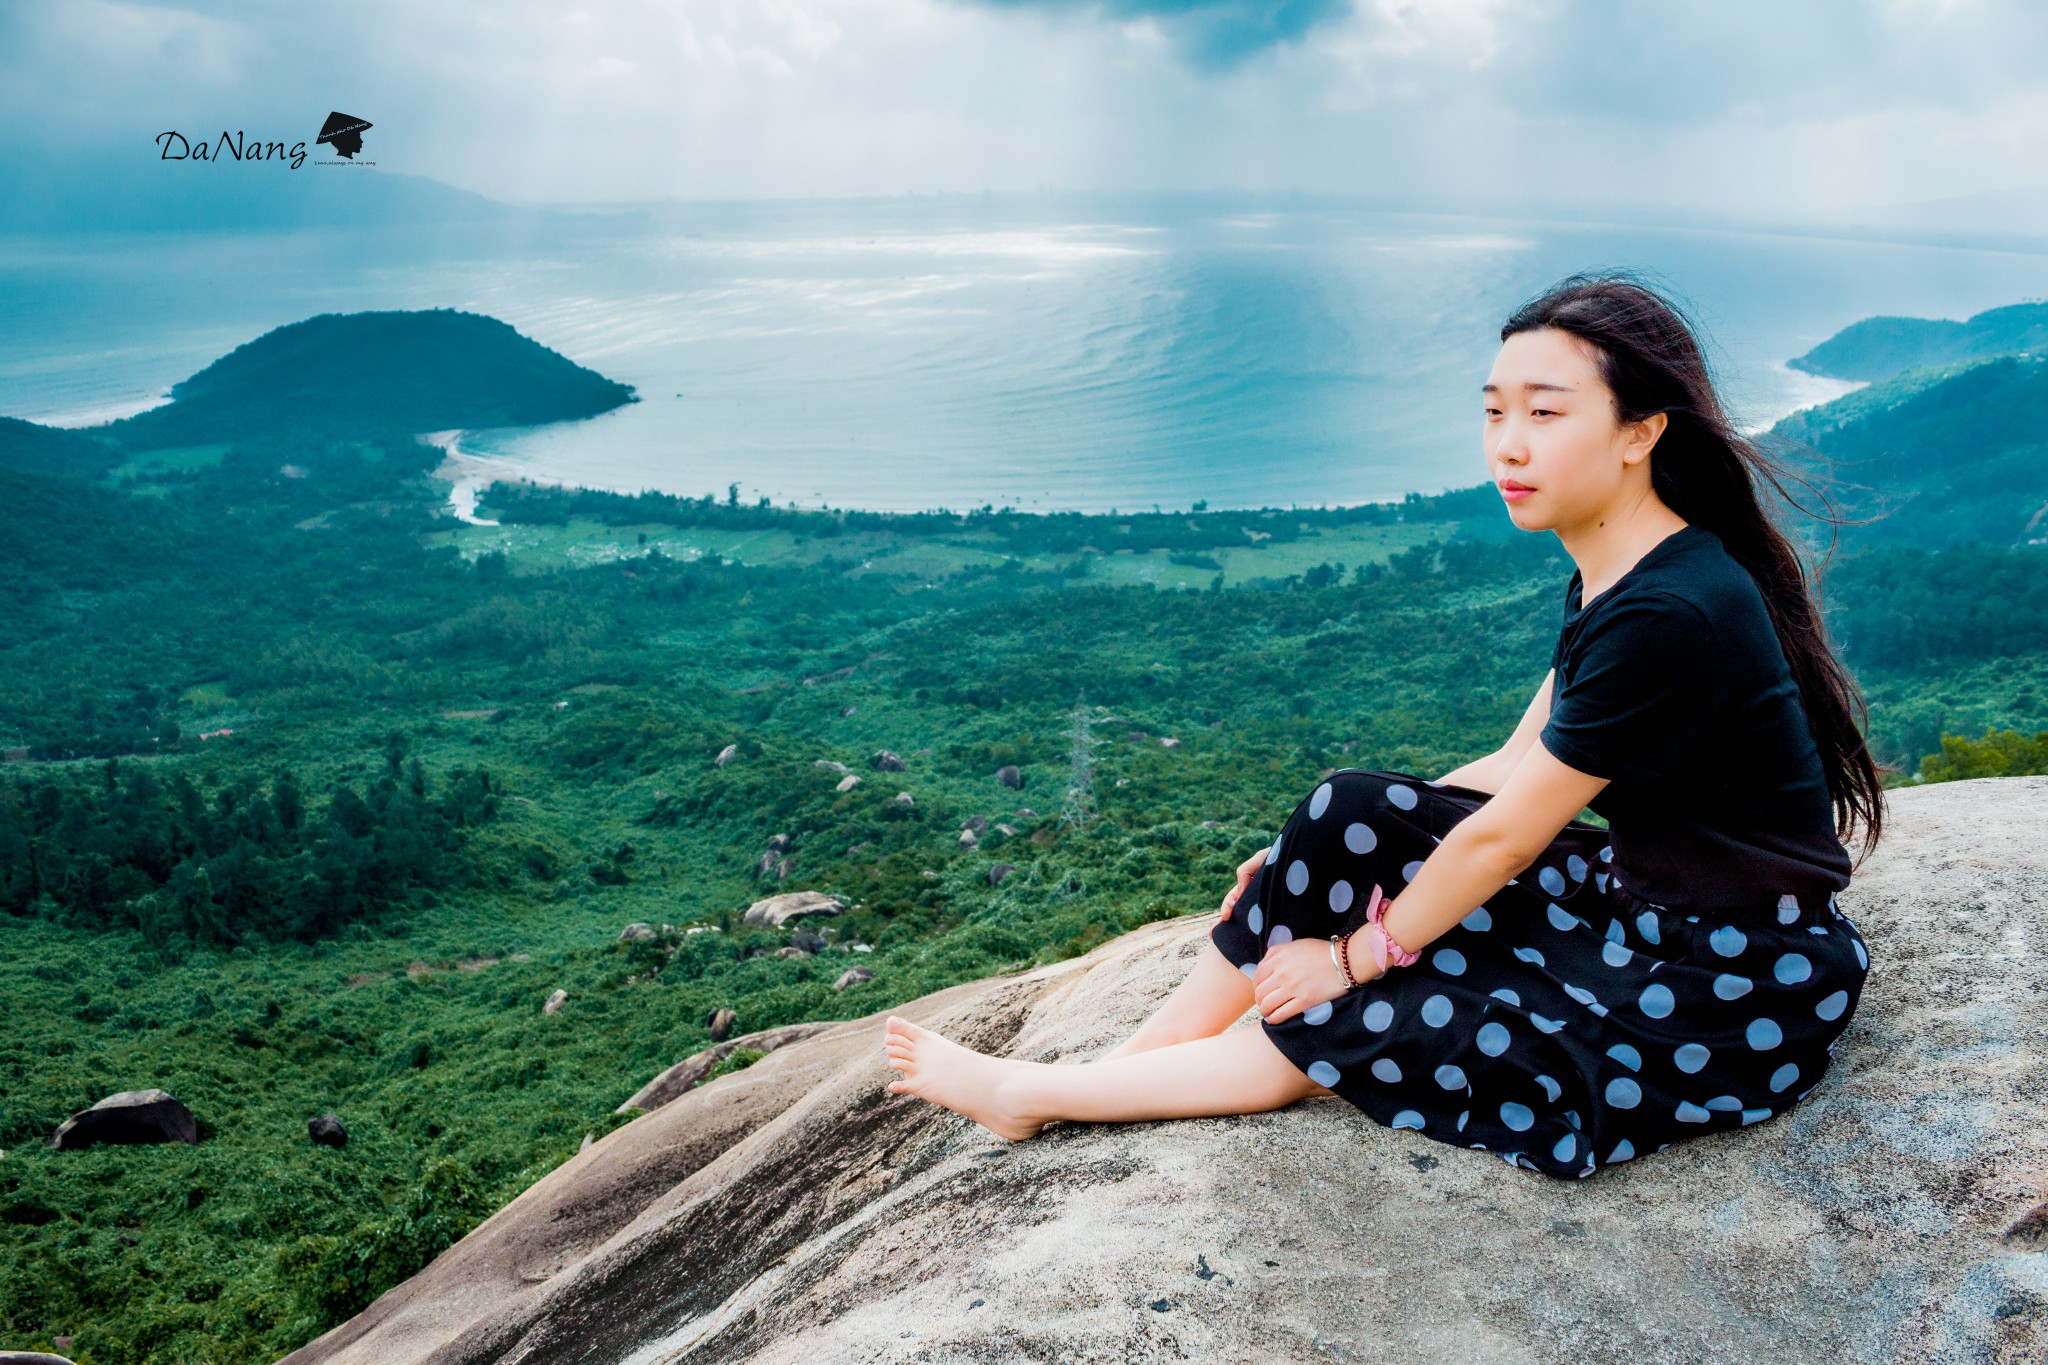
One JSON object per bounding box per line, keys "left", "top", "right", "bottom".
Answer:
{"left": 424, "top": 430, "right": 515, "bottom": 525}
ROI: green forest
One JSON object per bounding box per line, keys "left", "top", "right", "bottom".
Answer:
{"left": 1, "top": 309, "right": 2044, "bottom": 1365}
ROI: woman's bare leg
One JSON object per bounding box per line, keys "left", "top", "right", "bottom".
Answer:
{"left": 882, "top": 1012, "right": 1334, "bottom": 1141}
{"left": 1097, "top": 937, "right": 1258, "bottom": 1061}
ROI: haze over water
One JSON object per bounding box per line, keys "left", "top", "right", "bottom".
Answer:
{"left": 5, "top": 193, "right": 2046, "bottom": 513}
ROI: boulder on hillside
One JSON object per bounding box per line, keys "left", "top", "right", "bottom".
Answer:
{"left": 706, "top": 1008, "right": 737, "bottom": 1042}
{"left": 308, "top": 1114, "right": 349, "bottom": 1149}
{"left": 617, "top": 923, "right": 657, "bottom": 942}
{"left": 48, "top": 1089, "right": 198, "bottom": 1151}
{"left": 274, "top": 777, "right": 2048, "bottom": 1365}
{"left": 870, "top": 749, "right": 906, "bottom": 772}
{"left": 741, "top": 891, "right": 844, "bottom": 928}
{"left": 541, "top": 989, "right": 568, "bottom": 1016}
{"left": 995, "top": 764, "right": 1022, "bottom": 789}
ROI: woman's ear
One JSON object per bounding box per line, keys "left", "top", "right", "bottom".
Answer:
{"left": 1622, "top": 411, "right": 1669, "bottom": 464}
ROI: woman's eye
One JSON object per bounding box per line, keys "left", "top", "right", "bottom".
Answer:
{"left": 1532, "top": 408, "right": 1557, "bottom": 418}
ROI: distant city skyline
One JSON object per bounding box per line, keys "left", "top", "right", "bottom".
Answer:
{"left": 2, "top": 0, "right": 2045, "bottom": 236}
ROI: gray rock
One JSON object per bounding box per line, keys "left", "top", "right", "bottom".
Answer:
{"left": 840, "top": 706, "right": 857, "bottom": 717}
{"left": 772, "top": 946, "right": 809, "bottom": 959}
{"left": 987, "top": 862, "right": 1015, "bottom": 887}
{"left": 870, "top": 749, "right": 906, "bottom": 772}
{"left": 832, "top": 966, "right": 874, "bottom": 992}
{"left": 995, "top": 764, "right": 1022, "bottom": 789}
{"left": 767, "top": 833, "right": 792, "bottom": 852}
{"left": 48, "top": 1089, "right": 198, "bottom": 1151}
{"left": 713, "top": 743, "right": 737, "bottom": 767}
{"left": 741, "top": 891, "right": 844, "bottom": 928}
{"left": 0, "top": 1353, "right": 81, "bottom": 1365}
{"left": 773, "top": 857, "right": 791, "bottom": 881}
{"left": 792, "top": 931, "right": 828, "bottom": 954}
{"left": 308, "top": 1113, "right": 349, "bottom": 1149}
{"left": 960, "top": 815, "right": 988, "bottom": 834}
{"left": 813, "top": 760, "right": 850, "bottom": 773}
{"left": 892, "top": 791, "right": 915, "bottom": 808}
{"left": 707, "top": 1008, "right": 737, "bottom": 1042}
{"left": 835, "top": 774, "right": 859, "bottom": 792}
{"left": 617, "top": 923, "right": 657, "bottom": 942}
{"left": 541, "top": 989, "right": 568, "bottom": 1016}
{"left": 271, "top": 776, "right": 2048, "bottom": 1365}
{"left": 957, "top": 828, "right": 978, "bottom": 848}
{"left": 1159, "top": 736, "right": 1182, "bottom": 749}
{"left": 1015, "top": 806, "right": 1038, "bottom": 818}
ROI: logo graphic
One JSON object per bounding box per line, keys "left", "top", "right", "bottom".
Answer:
{"left": 316, "top": 112, "right": 373, "bottom": 160}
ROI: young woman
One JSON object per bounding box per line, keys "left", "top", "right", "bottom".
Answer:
{"left": 880, "top": 271, "right": 1888, "bottom": 1177}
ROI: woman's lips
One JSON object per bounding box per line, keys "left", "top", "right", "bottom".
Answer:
{"left": 1500, "top": 482, "right": 1535, "bottom": 502}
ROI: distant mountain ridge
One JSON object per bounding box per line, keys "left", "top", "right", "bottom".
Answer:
{"left": 102, "top": 309, "right": 636, "bottom": 448}
{"left": 1788, "top": 301, "right": 2048, "bottom": 383}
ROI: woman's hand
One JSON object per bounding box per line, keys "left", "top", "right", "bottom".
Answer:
{"left": 1252, "top": 934, "right": 1379, "bottom": 1025}
{"left": 1218, "top": 846, "right": 1270, "bottom": 921}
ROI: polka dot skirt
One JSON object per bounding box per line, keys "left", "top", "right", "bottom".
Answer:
{"left": 1210, "top": 768, "right": 1870, "bottom": 1179}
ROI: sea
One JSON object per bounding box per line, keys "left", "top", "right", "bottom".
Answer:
{"left": 4, "top": 193, "right": 2047, "bottom": 514}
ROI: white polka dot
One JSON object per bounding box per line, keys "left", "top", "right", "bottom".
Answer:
{"left": 1432, "top": 948, "right": 1467, "bottom": 976}
{"left": 1302, "top": 1000, "right": 1333, "bottom": 1025}
{"left": 1769, "top": 1063, "right": 1799, "bottom": 1093}
{"left": 1309, "top": 783, "right": 1333, "bottom": 819}
{"left": 1774, "top": 953, "right": 1812, "bottom": 985}
{"left": 1500, "top": 1102, "right": 1535, "bottom": 1131}
{"left": 1638, "top": 983, "right": 1675, "bottom": 1018}
{"left": 1476, "top": 1022, "right": 1511, "bottom": 1056}
{"left": 1599, "top": 845, "right": 1614, "bottom": 862}
{"left": 1604, "top": 1077, "right": 1642, "bottom": 1108}
{"left": 1462, "top": 905, "right": 1492, "bottom": 932}
{"left": 1513, "top": 946, "right": 1545, "bottom": 967}
{"left": 1746, "top": 1018, "right": 1783, "bottom": 1050}
{"left": 1601, "top": 941, "right": 1633, "bottom": 968}
{"left": 1853, "top": 938, "right": 1868, "bottom": 970}
{"left": 1456, "top": 1110, "right": 1469, "bottom": 1131}
{"left": 1391, "top": 1109, "right": 1426, "bottom": 1130}
{"left": 1596, "top": 872, "right": 1609, "bottom": 892}
{"left": 1607, "top": 1138, "right": 1635, "bottom": 1162}
{"left": 1306, "top": 1059, "right": 1341, "bottom": 1087}
{"left": 1240, "top": 961, "right": 1258, "bottom": 979}
{"left": 1604, "top": 918, "right": 1626, "bottom": 945}
{"left": 1539, "top": 866, "right": 1567, "bottom": 896}
{"left": 1527, "top": 1013, "right": 1562, "bottom": 1034}
{"left": 1246, "top": 903, "right": 1264, "bottom": 934}
{"left": 1553, "top": 1132, "right": 1578, "bottom": 1162}
{"left": 1328, "top": 879, "right": 1354, "bottom": 914}
{"left": 1421, "top": 994, "right": 1453, "bottom": 1027}
{"left": 1489, "top": 988, "right": 1521, "bottom": 1007}
{"left": 1564, "top": 983, "right": 1599, "bottom": 1008}
{"left": 1269, "top": 925, "right": 1293, "bottom": 946}
{"left": 1285, "top": 859, "right": 1309, "bottom": 896}
{"left": 1534, "top": 1074, "right": 1561, "bottom": 1102}
{"left": 1386, "top": 783, "right": 1418, "bottom": 810}
{"left": 1546, "top": 903, "right": 1577, "bottom": 932}
{"left": 1344, "top": 821, "right": 1377, "bottom": 855}
{"left": 1401, "top": 859, "right": 1424, "bottom": 882}
{"left": 1371, "top": 1058, "right": 1402, "bottom": 1083}
{"left": 1709, "top": 925, "right": 1748, "bottom": 957}
{"left": 1265, "top": 838, "right": 1281, "bottom": 865}
{"left": 1363, "top": 1000, "right": 1395, "bottom": 1032}
{"left": 1435, "top": 1064, "right": 1468, "bottom": 1090}
{"left": 1815, "top": 990, "right": 1849, "bottom": 1021}
{"left": 1706, "top": 1095, "right": 1741, "bottom": 1112}
{"left": 1675, "top": 1101, "right": 1710, "bottom": 1123}
{"left": 1741, "top": 1107, "right": 1772, "bottom": 1125}
{"left": 1567, "top": 854, "right": 1588, "bottom": 882}
{"left": 1606, "top": 1043, "right": 1641, "bottom": 1071}
{"left": 1807, "top": 924, "right": 1830, "bottom": 936}
{"left": 1712, "top": 973, "right": 1752, "bottom": 1001}
{"left": 1674, "top": 1043, "right": 1710, "bottom": 1073}
{"left": 1635, "top": 911, "right": 1661, "bottom": 945}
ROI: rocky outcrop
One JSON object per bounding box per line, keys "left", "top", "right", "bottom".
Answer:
{"left": 740, "top": 891, "right": 843, "bottom": 928}
{"left": 276, "top": 776, "right": 2048, "bottom": 1365}
{"left": 47, "top": 1089, "right": 198, "bottom": 1151}
{"left": 308, "top": 1114, "right": 349, "bottom": 1149}
{"left": 615, "top": 1022, "right": 848, "bottom": 1115}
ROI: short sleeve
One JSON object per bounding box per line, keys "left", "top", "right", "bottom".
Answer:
{"left": 1539, "top": 593, "right": 1725, "bottom": 785}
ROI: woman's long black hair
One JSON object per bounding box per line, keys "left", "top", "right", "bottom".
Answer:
{"left": 1502, "top": 270, "right": 1888, "bottom": 866}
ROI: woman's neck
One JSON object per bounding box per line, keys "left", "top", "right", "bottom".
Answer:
{"left": 1559, "top": 497, "right": 1691, "bottom": 603}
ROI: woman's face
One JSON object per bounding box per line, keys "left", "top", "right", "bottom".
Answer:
{"left": 1482, "top": 326, "right": 1654, "bottom": 534}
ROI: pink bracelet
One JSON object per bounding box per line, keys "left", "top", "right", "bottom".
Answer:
{"left": 1363, "top": 883, "right": 1420, "bottom": 973}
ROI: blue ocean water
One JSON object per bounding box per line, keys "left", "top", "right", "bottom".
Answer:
{"left": 3, "top": 193, "right": 2045, "bottom": 513}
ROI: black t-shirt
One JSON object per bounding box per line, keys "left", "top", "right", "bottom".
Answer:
{"left": 1537, "top": 522, "right": 1852, "bottom": 915}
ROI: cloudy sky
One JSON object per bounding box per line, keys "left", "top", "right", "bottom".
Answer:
{"left": 4, "top": 0, "right": 2045, "bottom": 226}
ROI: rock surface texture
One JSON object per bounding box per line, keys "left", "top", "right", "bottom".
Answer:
{"left": 276, "top": 776, "right": 2048, "bottom": 1365}
{"left": 47, "top": 1088, "right": 198, "bottom": 1151}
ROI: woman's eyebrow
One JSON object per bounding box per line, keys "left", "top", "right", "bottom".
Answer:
{"left": 1481, "top": 381, "right": 1578, "bottom": 394}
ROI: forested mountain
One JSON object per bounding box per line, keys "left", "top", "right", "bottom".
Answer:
{"left": 1788, "top": 300, "right": 2048, "bottom": 382}
{"left": 100, "top": 309, "right": 636, "bottom": 448}
{"left": 0, "top": 417, "right": 123, "bottom": 481}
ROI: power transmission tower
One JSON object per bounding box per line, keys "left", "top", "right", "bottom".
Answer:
{"left": 1056, "top": 697, "right": 1098, "bottom": 832}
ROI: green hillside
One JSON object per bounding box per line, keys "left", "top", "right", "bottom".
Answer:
{"left": 1788, "top": 300, "right": 2048, "bottom": 382}
{"left": 0, "top": 417, "right": 123, "bottom": 481}
{"left": 100, "top": 309, "right": 636, "bottom": 449}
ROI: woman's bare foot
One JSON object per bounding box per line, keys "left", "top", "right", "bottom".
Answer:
{"left": 882, "top": 1015, "right": 1045, "bottom": 1141}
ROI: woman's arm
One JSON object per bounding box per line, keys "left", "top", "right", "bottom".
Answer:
{"left": 1433, "top": 669, "right": 1556, "bottom": 794}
